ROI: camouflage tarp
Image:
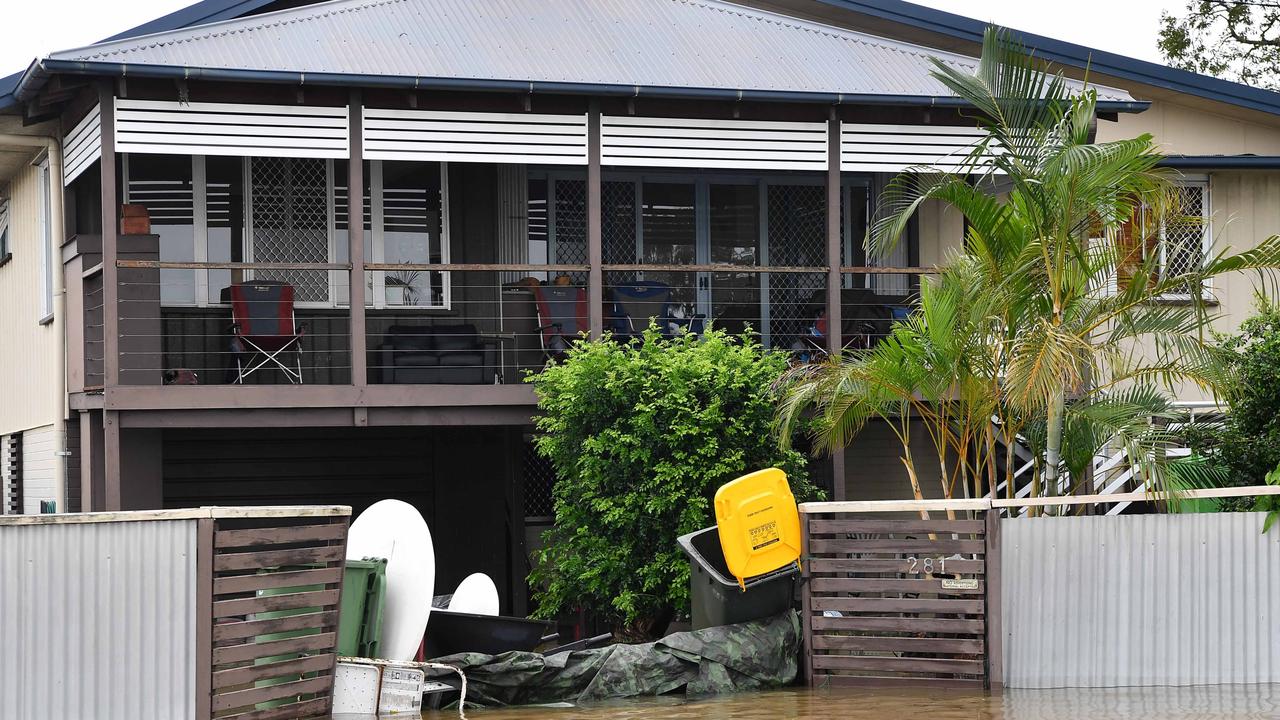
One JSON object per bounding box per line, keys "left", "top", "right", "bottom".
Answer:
{"left": 424, "top": 611, "right": 800, "bottom": 707}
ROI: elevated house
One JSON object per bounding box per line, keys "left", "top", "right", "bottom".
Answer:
{"left": 3, "top": 0, "right": 1280, "bottom": 604}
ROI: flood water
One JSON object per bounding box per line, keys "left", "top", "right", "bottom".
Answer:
{"left": 420, "top": 685, "right": 1280, "bottom": 720}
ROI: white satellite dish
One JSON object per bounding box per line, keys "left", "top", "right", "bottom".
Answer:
{"left": 347, "top": 499, "right": 435, "bottom": 661}
{"left": 447, "top": 573, "right": 500, "bottom": 616}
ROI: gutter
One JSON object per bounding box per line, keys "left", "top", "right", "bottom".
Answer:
{"left": 0, "top": 132, "right": 67, "bottom": 514}
{"left": 19, "top": 59, "right": 1151, "bottom": 113}
{"left": 1160, "top": 155, "right": 1280, "bottom": 169}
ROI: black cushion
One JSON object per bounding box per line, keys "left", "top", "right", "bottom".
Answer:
{"left": 439, "top": 352, "right": 484, "bottom": 367}
{"left": 432, "top": 325, "right": 480, "bottom": 352}
{"left": 394, "top": 354, "right": 441, "bottom": 367}
{"left": 383, "top": 324, "right": 438, "bottom": 352}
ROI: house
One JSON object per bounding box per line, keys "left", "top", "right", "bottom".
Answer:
{"left": 2, "top": 0, "right": 1279, "bottom": 603}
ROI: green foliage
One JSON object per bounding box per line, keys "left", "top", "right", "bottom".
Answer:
{"left": 779, "top": 28, "right": 1280, "bottom": 502}
{"left": 1159, "top": 2, "right": 1280, "bottom": 91}
{"left": 526, "top": 326, "right": 819, "bottom": 636}
{"left": 1181, "top": 298, "right": 1280, "bottom": 511}
{"left": 1257, "top": 463, "right": 1280, "bottom": 533}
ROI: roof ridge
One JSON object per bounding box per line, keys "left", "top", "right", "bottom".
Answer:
{"left": 61, "top": 0, "right": 980, "bottom": 69}
{"left": 55, "top": 0, "right": 396, "bottom": 60}
{"left": 694, "top": 0, "right": 973, "bottom": 67}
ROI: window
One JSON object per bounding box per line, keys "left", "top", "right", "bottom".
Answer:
{"left": 124, "top": 154, "right": 196, "bottom": 304}
{"left": 1114, "top": 179, "right": 1211, "bottom": 299}
{"left": 0, "top": 194, "right": 11, "bottom": 266}
{"left": 1158, "top": 180, "right": 1210, "bottom": 298}
{"left": 375, "top": 161, "right": 449, "bottom": 308}
{"left": 37, "top": 158, "right": 53, "bottom": 322}
{"left": 123, "top": 154, "right": 451, "bottom": 309}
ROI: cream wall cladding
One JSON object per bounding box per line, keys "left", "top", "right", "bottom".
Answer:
{"left": 19, "top": 425, "right": 58, "bottom": 514}
{"left": 0, "top": 161, "right": 60, "bottom": 437}
{"left": 1097, "top": 99, "right": 1280, "bottom": 156}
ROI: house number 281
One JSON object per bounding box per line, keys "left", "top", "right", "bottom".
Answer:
{"left": 906, "top": 556, "right": 946, "bottom": 574}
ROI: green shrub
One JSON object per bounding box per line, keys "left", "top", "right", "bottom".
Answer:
{"left": 526, "top": 326, "right": 821, "bottom": 638}
{"left": 1183, "top": 298, "right": 1280, "bottom": 510}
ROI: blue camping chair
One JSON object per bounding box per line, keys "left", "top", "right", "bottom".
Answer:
{"left": 609, "top": 280, "right": 705, "bottom": 341}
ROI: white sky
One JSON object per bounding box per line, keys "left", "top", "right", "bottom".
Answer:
{"left": 0, "top": 0, "right": 1180, "bottom": 80}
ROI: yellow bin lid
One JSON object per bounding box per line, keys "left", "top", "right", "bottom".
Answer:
{"left": 714, "top": 468, "right": 802, "bottom": 590}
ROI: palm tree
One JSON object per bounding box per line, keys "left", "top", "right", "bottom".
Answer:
{"left": 778, "top": 27, "right": 1280, "bottom": 503}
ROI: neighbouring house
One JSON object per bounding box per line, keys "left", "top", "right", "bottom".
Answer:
{"left": 0, "top": 116, "right": 65, "bottom": 515}
{"left": 2, "top": 0, "right": 1280, "bottom": 603}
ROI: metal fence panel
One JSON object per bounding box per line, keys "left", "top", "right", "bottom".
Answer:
{"left": 0, "top": 519, "right": 197, "bottom": 720}
{"left": 1002, "top": 512, "right": 1280, "bottom": 688}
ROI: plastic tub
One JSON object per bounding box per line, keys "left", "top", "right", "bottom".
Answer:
{"left": 677, "top": 525, "right": 798, "bottom": 630}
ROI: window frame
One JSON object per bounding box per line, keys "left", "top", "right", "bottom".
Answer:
{"left": 36, "top": 157, "right": 54, "bottom": 324}
{"left": 122, "top": 154, "right": 452, "bottom": 310}
{"left": 0, "top": 193, "right": 11, "bottom": 268}
{"left": 1156, "top": 176, "right": 1212, "bottom": 302}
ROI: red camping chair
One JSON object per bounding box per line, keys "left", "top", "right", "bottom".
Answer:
{"left": 229, "top": 280, "right": 306, "bottom": 384}
{"left": 531, "top": 284, "right": 588, "bottom": 362}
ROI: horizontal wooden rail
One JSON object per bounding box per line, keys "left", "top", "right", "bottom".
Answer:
{"left": 114, "top": 258, "right": 937, "bottom": 276}
{"left": 800, "top": 498, "right": 990, "bottom": 514}
{"left": 117, "top": 260, "right": 350, "bottom": 271}
{"left": 839, "top": 266, "right": 935, "bottom": 275}
{"left": 366, "top": 262, "right": 591, "bottom": 272}
{"left": 0, "top": 505, "right": 349, "bottom": 526}
{"left": 800, "top": 485, "right": 1280, "bottom": 515}
{"left": 989, "top": 484, "right": 1280, "bottom": 509}
{"left": 604, "top": 263, "right": 828, "bottom": 274}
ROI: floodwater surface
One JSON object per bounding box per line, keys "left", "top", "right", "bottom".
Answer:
{"left": 421, "top": 685, "right": 1280, "bottom": 720}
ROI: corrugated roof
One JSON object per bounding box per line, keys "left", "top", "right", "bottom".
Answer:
{"left": 42, "top": 0, "right": 1135, "bottom": 104}
{"left": 0, "top": 0, "right": 289, "bottom": 110}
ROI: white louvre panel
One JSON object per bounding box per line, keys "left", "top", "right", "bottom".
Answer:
{"left": 114, "top": 99, "right": 349, "bottom": 159}
{"left": 363, "top": 108, "right": 588, "bottom": 165}
{"left": 841, "top": 123, "right": 989, "bottom": 173}
{"left": 63, "top": 104, "right": 101, "bottom": 185}
{"left": 602, "top": 116, "right": 827, "bottom": 170}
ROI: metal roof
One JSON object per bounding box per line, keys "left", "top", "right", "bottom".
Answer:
{"left": 811, "top": 0, "right": 1280, "bottom": 118}
{"left": 0, "top": 0, "right": 287, "bottom": 109}
{"left": 33, "top": 0, "right": 1137, "bottom": 106}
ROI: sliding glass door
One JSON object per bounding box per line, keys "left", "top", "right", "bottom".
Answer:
{"left": 535, "top": 170, "right": 872, "bottom": 347}
{"left": 706, "top": 183, "right": 761, "bottom": 336}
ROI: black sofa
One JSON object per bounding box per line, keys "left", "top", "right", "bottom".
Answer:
{"left": 377, "top": 324, "right": 498, "bottom": 384}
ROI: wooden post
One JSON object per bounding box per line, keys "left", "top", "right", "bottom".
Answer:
{"left": 825, "top": 110, "right": 842, "bottom": 357}
{"left": 587, "top": 101, "right": 604, "bottom": 338}
{"left": 827, "top": 111, "right": 846, "bottom": 501}
{"left": 98, "top": 83, "right": 119, "bottom": 388}
{"left": 799, "top": 512, "right": 815, "bottom": 687}
{"left": 103, "top": 409, "right": 121, "bottom": 510}
{"left": 194, "top": 517, "right": 214, "bottom": 720}
{"left": 80, "top": 410, "right": 104, "bottom": 512}
{"left": 347, "top": 90, "right": 367, "bottom": 386}
{"left": 831, "top": 449, "right": 846, "bottom": 502}
{"left": 984, "top": 508, "right": 1004, "bottom": 691}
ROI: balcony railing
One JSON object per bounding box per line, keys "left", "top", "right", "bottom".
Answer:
{"left": 73, "top": 246, "right": 928, "bottom": 390}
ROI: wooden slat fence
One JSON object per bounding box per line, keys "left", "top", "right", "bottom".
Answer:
{"left": 198, "top": 511, "right": 350, "bottom": 720}
{"left": 801, "top": 508, "right": 997, "bottom": 688}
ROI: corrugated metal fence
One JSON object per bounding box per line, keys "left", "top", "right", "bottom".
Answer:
{"left": 1002, "top": 512, "right": 1280, "bottom": 688}
{"left": 0, "top": 518, "right": 198, "bottom": 719}
{"left": 0, "top": 506, "right": 350, "bottom": 720}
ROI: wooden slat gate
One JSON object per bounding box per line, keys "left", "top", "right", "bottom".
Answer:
{"left": 800, "top": 501, "right": 1001, "bottom": 689}
{"left": 196, "top": 508, "right": 351, "bottom": 720}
